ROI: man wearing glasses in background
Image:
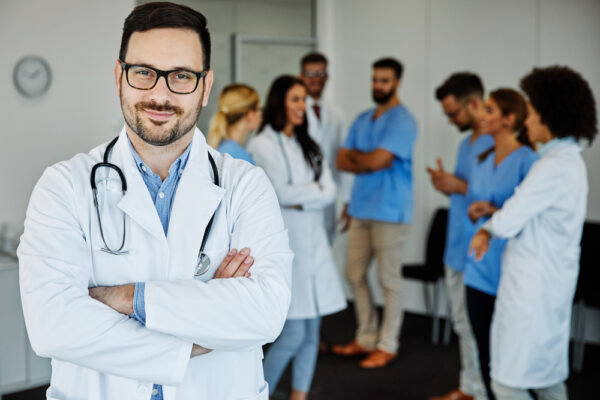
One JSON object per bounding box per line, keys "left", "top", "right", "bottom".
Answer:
{"left": 18, "top": 2, "right": 291, "bottom": 399}
{"left": 300, "top": 52, "right": 351, "bottom": 242}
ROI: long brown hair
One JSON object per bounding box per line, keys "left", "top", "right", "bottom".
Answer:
{"left": 478, "top": 88, "right": 532, "bottom": 162}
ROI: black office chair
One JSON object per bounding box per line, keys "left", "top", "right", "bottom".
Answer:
{"left": 402, "top": 208, "right": 451, "bottom": 344}
{"left": 572, "top": 220, "right": 600, "bottom": 372}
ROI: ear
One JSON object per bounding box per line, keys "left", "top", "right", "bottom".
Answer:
{"left": 201, "top": 70, "right": 214, "bottom": 107}
{"left": 114, "top": 60, "right": 123, "bottom": 97}
{"left": 504, "top": 113, "right": 517, "bottom": 129}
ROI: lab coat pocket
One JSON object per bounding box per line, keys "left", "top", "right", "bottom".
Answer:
{"left": 236, "top": 382, "right": 269, "bottom": 400}
{"left": 194, "top": 246, "right": 230, "bottom": 282}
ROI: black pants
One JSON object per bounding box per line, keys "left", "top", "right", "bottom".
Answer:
{"left": 466, "top": 286, "right": 496, "bottom": 400}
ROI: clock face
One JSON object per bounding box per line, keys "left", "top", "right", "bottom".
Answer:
{"left": 14, "top": 56, "right": 52, "bottom": 98}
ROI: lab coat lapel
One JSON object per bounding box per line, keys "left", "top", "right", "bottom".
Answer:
{"left": 167, "top": 130, "right": 225, "bottom": 277}
{"left": 112, "top": 130, "right": 166, "bottom": 243}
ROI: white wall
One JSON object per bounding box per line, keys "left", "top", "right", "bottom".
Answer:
{"left": 142, "top": 0, "right": 314, "bottom": 133}
{"left": 318, "top": 0, "right": 600, "bottom": 341}
{"left": 0, "top": 0, "right": 136, "bottom": 228}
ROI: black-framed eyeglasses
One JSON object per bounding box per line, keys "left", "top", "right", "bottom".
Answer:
{"left": 120, "top": 61, "right": 207, "bottom": 94}
{"left": 302, "top": 70, "right": 327, "bottom": 78}
{"left": 445, "top": 103, "right": 467, "bottom": 119}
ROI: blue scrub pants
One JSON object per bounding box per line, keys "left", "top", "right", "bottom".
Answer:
{"left": 263, "top": 317, "right": 322, "bottom": 394}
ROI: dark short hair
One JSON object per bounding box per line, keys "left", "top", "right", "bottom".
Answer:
{"left": 301, "top": 52, "right": 328, "bottom": 68}
{"left": 373, "top": 57, "right": 403, "bottom": 79}
{"left": 435, "top": 72, "right": 484, "bottom": 101}
{"left": 520, "top": 66, "right": 598, "bottom": 144}
{"left": 119, "top": 2, "right": 211, "bottom": 70}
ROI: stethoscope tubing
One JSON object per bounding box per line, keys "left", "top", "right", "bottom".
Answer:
{"left": 90, "top": 136, "right": 219, "bottom": 270}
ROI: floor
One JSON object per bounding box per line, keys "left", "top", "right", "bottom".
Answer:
{"left": 4, "top": 305, "right": 597, "bottom": 399}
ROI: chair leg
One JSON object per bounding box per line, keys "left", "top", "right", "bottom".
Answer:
{"left": 432, "top": 280, "right": 441, "bottom": 345}
{"left": 573, "top": 300, "right": 586, "bottom": 372}
{"left": 442, "top": 290, "right": 452, "bottom": 345}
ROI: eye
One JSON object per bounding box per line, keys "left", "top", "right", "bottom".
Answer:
{"left": 173, "top": 71, "right": 193, "bottom": 81}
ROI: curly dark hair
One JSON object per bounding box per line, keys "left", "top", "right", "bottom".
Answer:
{"left": 520, "top": 66, "right": 597, "bottom": 144}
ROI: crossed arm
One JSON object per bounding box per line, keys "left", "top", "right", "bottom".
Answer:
{"left": 336, "top": 147, "right": 395, "bottom": 173}
{"left": 19, "top": 165, "right": 292, "bottom": 385}
{"left": 88, "top": 248, "right": 256, "bottom": 357}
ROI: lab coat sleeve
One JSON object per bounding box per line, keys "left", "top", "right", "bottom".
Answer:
{"left": 248, "top": 138, "right": 335, "bottom": 210}
{"left": 483, "top": 158, "right": 561, "bottom": 239}
{"left": 143, "top": 167, "right": 293, "bottom": 351}
{"left": 18, "top": 165, "right": 193, "bottom": 386}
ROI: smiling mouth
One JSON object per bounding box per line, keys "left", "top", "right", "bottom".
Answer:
{"left": 144, "top": 109, "right": 175, "bottom": 121}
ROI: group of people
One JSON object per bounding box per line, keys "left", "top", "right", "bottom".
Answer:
{"left": 16, "top": 2, "right": 597, "bottom": 400}
{"left": 207, "top": 52, "right": 417, "bottom": 398}
{"left": 427, "top": 70, "right": 596, "bottom": 400}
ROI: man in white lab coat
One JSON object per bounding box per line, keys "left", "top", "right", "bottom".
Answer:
{"left": 18, "top": 3, "right": 292, "bottom": 400}
{"left": 300, "top": 52, "right": 351, "bottom": 241}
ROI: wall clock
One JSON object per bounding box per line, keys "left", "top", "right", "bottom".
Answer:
{"left": 13, "top": 56, "right": 52, "bottom": 98}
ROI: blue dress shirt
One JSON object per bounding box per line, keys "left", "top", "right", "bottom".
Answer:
{"left": 129, "top": 137, "right": 192, "bottom": 400}
{"left": 343, "top": 104, "right": 418, "bottom": 223}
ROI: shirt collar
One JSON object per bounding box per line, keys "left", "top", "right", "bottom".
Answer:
{"left": 127, "top": 135, "right": 193, "bottom": 180}
{"left": 537, "top": 137, "right": 576, "bottom": 157}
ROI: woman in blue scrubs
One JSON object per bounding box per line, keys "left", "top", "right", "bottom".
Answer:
{"left": 207, "top": 83, "right": 261, "bottom": 164}
{"left": 463, "top": 88, "right": 539, "bottom": 400}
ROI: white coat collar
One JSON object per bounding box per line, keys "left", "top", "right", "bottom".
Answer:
{"left": 537, "top": 137, "right": 580, "bottom": 157}
{"left": 111, "top": 127, "right": 225, "bottom": 246}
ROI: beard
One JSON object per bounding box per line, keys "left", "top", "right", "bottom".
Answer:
{"left": 456, "top": 122, "right": 471, "bottom": 132}
{"left": 120, "top": 88, "right": 203, "bottom": 146}
{"left": 372, "top": 88, "right": 395, "bottom": 104}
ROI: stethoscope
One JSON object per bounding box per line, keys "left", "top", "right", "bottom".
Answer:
{"left": 90, "top": 136, "right": 219, "bottom": 277}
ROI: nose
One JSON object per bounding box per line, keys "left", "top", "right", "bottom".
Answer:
{"left": 148, "top": 75, "right": 173, "bottom": 102}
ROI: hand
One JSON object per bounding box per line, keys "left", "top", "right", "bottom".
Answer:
{"left": 89, "top": 284, "right": 134, "bottom": 315}
{"left": 469, "top": 229, "right": 491, "bottom": 261}
{"left": 338, "top": 204, "right": 351, "bottom": 233}
{"left": 468, "top": 201, "right": 497, "bottom": 222}
{"left": 426, "top": 158, "right": 466, "bottom": 195}
{"left": 213, "top": 247, "right": 254, "bottom": 279}
{"left": 191, "top": 343, "right": 213, "bottom": 358}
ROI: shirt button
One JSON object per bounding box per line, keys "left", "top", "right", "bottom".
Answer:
{"left": 158, "top": 192, "right": 165, "bottom": 199}
{"left": 152, "top": 388, "right": 159, "bottom": 396}
{"left": 141, "top": 166, "right": 147, "bottom": 172}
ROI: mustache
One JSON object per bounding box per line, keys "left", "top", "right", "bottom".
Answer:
{"left": 135, "top": 101, "right": 183, "bottom": 115}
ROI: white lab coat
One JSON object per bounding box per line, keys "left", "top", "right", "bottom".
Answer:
{"left": 306, "top": 96, "right": 353, "bottom": 238}
{"left": 18, "top": 128, "right": 293, "bottom": 400}
{"left": 247, "top": 125, "right": 346, "bottom": 319}
{"left": 483, "top": 140, "right": 587, "bottom": 388}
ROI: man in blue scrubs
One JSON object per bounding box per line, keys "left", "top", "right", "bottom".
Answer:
{"left": 332, "top": 58, "right": 417, "bottom": 369}
{"left": 427, "top": 73, "right": 492, "bottom": 400}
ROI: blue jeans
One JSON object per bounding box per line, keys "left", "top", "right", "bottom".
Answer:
{"left": 263, "top": 318, "right": 321, "bottom": 394}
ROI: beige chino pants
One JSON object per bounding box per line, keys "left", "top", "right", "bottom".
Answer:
{"left": 345, "top": 219, "right": 408, "bottom": 354}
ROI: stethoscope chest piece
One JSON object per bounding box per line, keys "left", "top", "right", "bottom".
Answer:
{"left": 195, "top": 252, "right": 211, "bottom": 277}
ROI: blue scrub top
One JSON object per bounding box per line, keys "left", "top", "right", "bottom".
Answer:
{"left": 344, "top": 104, "right": 418, "bottom": 223}
{"left": 444, "top": 133, "right": 495, "bottom": 271}
{"left": 218, "top": 139, "right": 255, "bottom": 165}
{"left": 463, "top": 145, "right": 538, "bottom": 295}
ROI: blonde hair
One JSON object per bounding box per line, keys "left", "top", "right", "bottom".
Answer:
{"left": 207, "top": 83, "right": 260, "bottom": 148}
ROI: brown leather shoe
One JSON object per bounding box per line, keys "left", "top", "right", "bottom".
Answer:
{"left": 428, "top": 388, "right": 475, "bottom": 400}
{"left": 358, "top": 349, "right": 396, "bottom": 368}
{"left": 331, "top": 340, "right": 371, "bottom": 356}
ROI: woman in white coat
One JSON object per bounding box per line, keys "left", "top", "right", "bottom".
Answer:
{"left": 248, "top": 75, "right": 346, "bottom": 400}
{"left": 470, "top": 66, "right": 598, "bottom": 400}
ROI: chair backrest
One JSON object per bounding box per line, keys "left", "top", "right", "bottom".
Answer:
{"left": 424, "top": 208, "right": 448, "bottom": 273}
{"left": 577, "top": 221, "right": 600, "bottom": 307}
